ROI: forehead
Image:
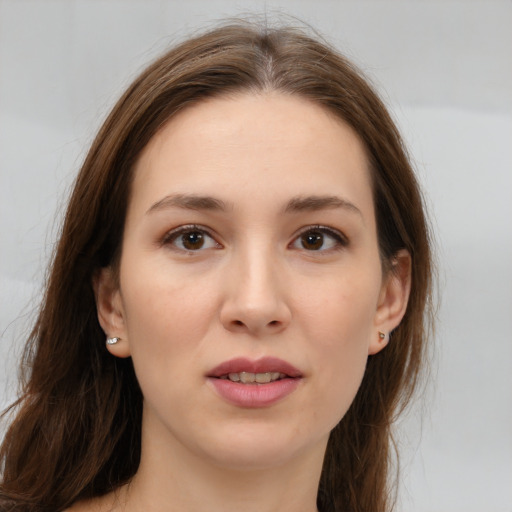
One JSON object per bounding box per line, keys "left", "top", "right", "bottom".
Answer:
{"left": 130, "top": 92, "right": 374, "bottom": 219}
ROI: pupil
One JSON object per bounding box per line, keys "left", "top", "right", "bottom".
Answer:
{"left": 183, "top": 232, "right": 204, "bottom": 250}
{"left": 302, "top": 232, "right": 323, "bottom": 250}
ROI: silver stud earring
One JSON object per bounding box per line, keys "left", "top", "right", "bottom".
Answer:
{"left": 106, "top": 337, "right": 121, "bottom": 345}
{"left": 378, "top": 331, "right": 386, "bottom": 341}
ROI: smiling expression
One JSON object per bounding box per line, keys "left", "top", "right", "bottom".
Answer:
{"left": 96, "top": 92, "right": 403, "bottom": 470}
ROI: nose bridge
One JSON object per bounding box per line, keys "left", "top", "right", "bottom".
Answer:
{"left": 220, "top": 235, "right": 291, "bottom": 334}
{"left": 240, "top": 241, "right": 277, "bottom": 303}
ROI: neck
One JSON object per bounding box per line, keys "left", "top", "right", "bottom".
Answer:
{"left": 120, "top": 411, "right": 326, "bottom": 512}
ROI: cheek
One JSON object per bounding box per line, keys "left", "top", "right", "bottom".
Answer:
{"left": 298, "top": 271, "right": 380, "bottom": 423}
{"left": 118, "top": 261, "right": 220, "bottom": 373}
{"left": 309, "top": 329, "right": 370, "bottom": 434}
{"left": 298, "top": 267, "right": 380, "bottom": 349}
{"left": 119, "top": 275, "right": 216, "bottom": 424}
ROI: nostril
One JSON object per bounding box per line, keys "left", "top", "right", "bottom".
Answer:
{"left": 233, "top": 320, "right": 244, "bottom": 327}
{"left": 268, "top": 320, "right": 280, "bottom": 327}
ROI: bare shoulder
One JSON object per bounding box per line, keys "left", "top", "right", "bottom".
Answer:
{"left": 65, "top": 501, "right": 102, "bottom": 512}
{"left": 65, "top": 500, "right": 97, "bottom": 512}
{"left": 65, "top": 490, "right": 125, "bottom": 512}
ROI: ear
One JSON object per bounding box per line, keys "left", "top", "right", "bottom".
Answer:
{"left": 92, "top": 267, "right": 131, "bottom": 358}
{"left": 368, "top": 249, "right": 412, "bottom": 355}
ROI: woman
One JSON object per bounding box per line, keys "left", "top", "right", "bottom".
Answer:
{"left": 0, "top": 21, "right": 433, "bottom": 512}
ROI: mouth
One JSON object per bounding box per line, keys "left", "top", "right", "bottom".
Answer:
{"left": 218, "top": 371, "right": 288, "bottom": 384}
{"left": 208, "top": 356, "right": 302, "bottom": 381}
{"left": 207, "top": 357, "right": 302, "bottom": 407}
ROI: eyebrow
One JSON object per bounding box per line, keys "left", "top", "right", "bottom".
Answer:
{"left": 284, "top": 195, "right": 362, "bottom": 217}
{"left": 146, "top": 193, "right": 362, "bottom": 218}
{"left": 146, "top": 194, "right": 231, "bottom": 214}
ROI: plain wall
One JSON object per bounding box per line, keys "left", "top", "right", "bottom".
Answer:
{"left": 1, "top": 1, "right": 511, "bottom": 511}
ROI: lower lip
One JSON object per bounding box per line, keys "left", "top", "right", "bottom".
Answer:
{"left": 208, "top": 377, "right": 300, "bottom": 408}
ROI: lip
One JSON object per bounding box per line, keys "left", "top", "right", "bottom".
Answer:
{"left": 208, "top": 357, "right": 302, "bottom": 378}
{"left": 207, "top": 357, "right": 302, "bottom": 408}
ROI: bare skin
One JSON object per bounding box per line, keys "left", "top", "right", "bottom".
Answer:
{"left": 71, "top": 93, "right": 410, "bottom": 512}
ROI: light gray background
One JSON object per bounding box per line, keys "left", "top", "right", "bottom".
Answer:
{"left": 1, "top": 1, "right": 511, "bottom": 511}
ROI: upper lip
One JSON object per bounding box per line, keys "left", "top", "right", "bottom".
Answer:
{"left": 208, "top": 357, "right": 302, "bottom": 378}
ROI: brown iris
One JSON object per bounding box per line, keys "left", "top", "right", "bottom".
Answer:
{"left": 300, "top": 231, "right": 324, "bottom": 250}
{"left": 181, "top": 231, "right": 205, "bottom": 250}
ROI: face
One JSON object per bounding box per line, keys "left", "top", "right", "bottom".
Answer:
{"left": 97, "top": 93, "right": 409, "bottom": 471}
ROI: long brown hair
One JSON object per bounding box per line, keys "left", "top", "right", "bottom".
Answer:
{"left": 0, "top": 21, "right": 434, "bottom": 512}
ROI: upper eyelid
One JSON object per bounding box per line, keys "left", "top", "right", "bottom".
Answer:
{"left": 292, "top": 225, "right": 348, "bottom": 243}
{"left": 161, "top": 224, "right": 219, "bottom": 245}
{"left": 159, "top": 223, "right": 348, "bottom": 247}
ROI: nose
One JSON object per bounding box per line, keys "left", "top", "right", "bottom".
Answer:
{"left": 219, "top": 248, "right": 292, "bottom": 336}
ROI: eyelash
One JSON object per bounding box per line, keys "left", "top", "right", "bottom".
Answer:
{"left": 290, "top": 225, "right": 349, "bottom": 253}
{"left": 160, "top": 224, "right": 348, "bottom": 253}
{"left": 161, "top": 224, "right": 221, "bottom": 252}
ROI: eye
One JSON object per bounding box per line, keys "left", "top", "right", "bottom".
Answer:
{"left": 162, "top": 225, "right": 221, "bottom": 252}
{"left": 291, "top": 226, "right": 347, "bottom": 252}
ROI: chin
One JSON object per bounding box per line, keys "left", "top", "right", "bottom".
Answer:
{"left": 204, "top": 444, "right": 302, "bottom": 472}
{"left": 194, "top": 421, "right": 328, "bottom": 472}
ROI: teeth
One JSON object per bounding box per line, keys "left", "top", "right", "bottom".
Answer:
{"left": 255, "top": 373, "right": 271, "bottom": 383}
{"left": 239, "top": 372, "right": 255, "bottom": 383}
{"left": 223, "top": 372, "right": 286, "bottom": 384}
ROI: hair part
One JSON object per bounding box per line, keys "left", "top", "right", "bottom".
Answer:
{"left": 1, "top": 21, "right": 434, "bottom": 512}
